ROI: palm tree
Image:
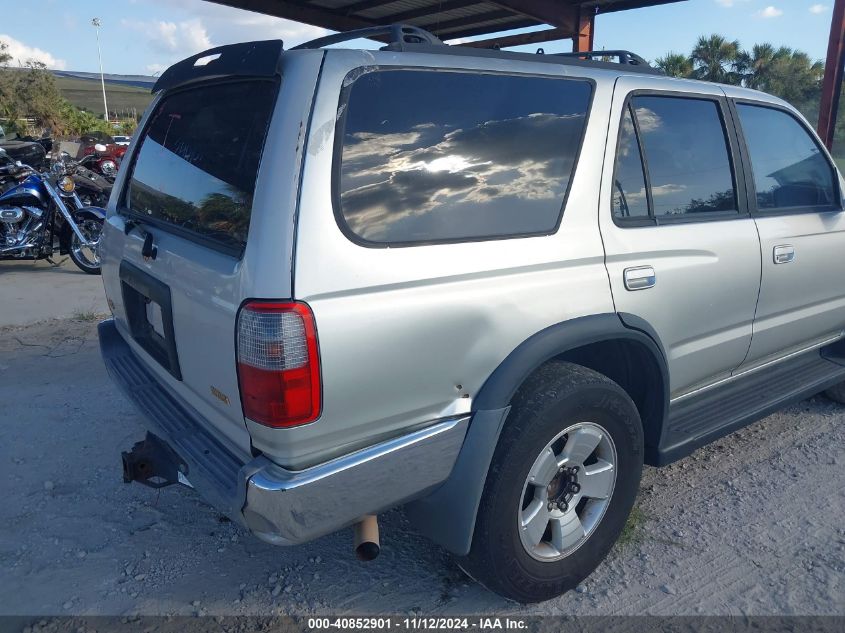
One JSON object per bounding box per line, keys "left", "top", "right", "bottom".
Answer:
{"left": 655, "top": 52, "right": 692, "bottom": 78}
{"left": 765, "top": 49, "right": 824, "bottom": 104}
{"left": 690, "top": 34, "right": 742, "bottom": 84}
{"left": 743, "top": 43, "right": 773, "bottom": 90}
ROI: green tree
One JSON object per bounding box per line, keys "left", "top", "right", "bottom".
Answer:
{"left": 766, "top": 49, "right": 824, "bottom": 105}
{"left": 13, "top": 60, "right": 64, "bottom": 132}
{"left": 654, "top": 52, "right": 692, "bottom": 78}
{"left": 0, "top": 37, "right": 118, "bottom": 138}
{"left": 690, "top": 34, "right": 742, "bottom": 84}
{"left": 0, "top": 41, "right": 20, "bottom": 125}
{"left": 739, "top": 43, "right": 781, "bottom": 90}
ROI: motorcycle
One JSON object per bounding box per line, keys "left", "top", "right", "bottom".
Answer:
{"left": 73, "top": 164, "right": 112, "bottom": 207}
{"left": 55, "top": 151, "right": 112, "bottom": 208}
{"left": 78, "top": 142, "right": 122, "bottom": 183}
{"left": 0, "top": 149, "right": 105, "bottom": 274}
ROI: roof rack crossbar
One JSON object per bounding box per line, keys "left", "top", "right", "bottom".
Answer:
{"left": 552, "top": 50, "right": 652, "bottom": 67}
{"left": 291, "top": 25, "right": 661, "bottom": 75}
{"left": 291, "top": 24, "right": 443, "bottom": 51}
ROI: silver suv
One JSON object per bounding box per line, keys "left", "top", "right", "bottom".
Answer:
{"left": 98, "top": 27, "right": 845, "bottom": 603}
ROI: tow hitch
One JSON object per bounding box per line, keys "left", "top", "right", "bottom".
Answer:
{"left": 122, "top": 432, "right": 189, "bottom": 489}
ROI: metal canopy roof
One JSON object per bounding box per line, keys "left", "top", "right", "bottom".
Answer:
{"left": 207, "top": 1, "right": 685, "bottom": 44}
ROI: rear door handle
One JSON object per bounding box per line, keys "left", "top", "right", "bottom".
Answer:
{"left": 773, "top": 245, "right": 795, "bottom": 264}
{"left": 624, "top": 266, "right": 656, "bottom": 291}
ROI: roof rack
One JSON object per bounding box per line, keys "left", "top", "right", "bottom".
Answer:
{"left": 291, "top": 24, "right": 443, "bottom": 51}
{"left": 293, "top": 24, "right": 661, "bottom": 75}
{"left": 552, "top": 50, "right": 651, "bottom": 67}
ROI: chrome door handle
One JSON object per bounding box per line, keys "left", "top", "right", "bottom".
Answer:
{"left": 773, "top": 245, "right": 795, "bottom": 264}
{"left": 624, "top": 266, "right": 656, "bottom": 291}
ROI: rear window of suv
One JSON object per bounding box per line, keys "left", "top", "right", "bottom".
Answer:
{"left": 124, "top": 80, "right": 276, "bottom": 255}
{"left": 335, "top": 69, "right": 592, "bottom": 246}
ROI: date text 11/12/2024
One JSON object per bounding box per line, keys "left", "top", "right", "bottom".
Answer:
{"left": 306, "top": 617, "right": 529, "bottom": 630}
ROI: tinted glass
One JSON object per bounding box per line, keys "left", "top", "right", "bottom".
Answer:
{"left": 737, "top": 104, "right": 836, "bottom": 210}
{"left": 337, "top": 70, "right": 592, "bottom": 244}
{"left": 126, "top": 81, "right": 276, "bottom": 253}
{"left": 613, "top": 105, "right": 649, "bottom": 219}
{"left": 632, "top": 96, "right": 737, "bottom": 217}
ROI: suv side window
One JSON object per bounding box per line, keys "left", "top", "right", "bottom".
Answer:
{"left": 335, "top": 69, "right": 593, "bottom": 246}
{"left": 612, "top": 105, "right": 650, "bottom": 220}
{"left": 736, "top": 103, "right": 838, "bottom": 212}
{"left": 632, "top": 96, "right": 738, "bottom": 219}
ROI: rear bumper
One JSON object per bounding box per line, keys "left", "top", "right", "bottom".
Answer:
{"left": 98, "top": 319, "right": 469, "bottom": 544}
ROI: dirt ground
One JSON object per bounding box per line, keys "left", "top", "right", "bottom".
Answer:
{"left": 0, "top": 259, "right": 109, "bottom": 327}
{"left": 1, "top": 317, "right": 843, "bottom": 617}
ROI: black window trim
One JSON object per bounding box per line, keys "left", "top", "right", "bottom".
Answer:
{"left": 728, "top": 97, "right": 843, "bottom": 218}
{"left": 117, "top": 76, "right": 281, "bottom": 260}
{"left": 331, "top": 65, "right": 596, "bottom": 249}
{"left": 611, "top": 102, "right": 652, "bottom": 226}
{"left": 611, "top": 88, "right": 749, "bottom": 229}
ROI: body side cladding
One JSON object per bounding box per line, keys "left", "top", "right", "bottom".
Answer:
{"left": 616, "top": 310, "right": 671, "bottom": 459}
{"left": 404, "top": 406, "right": 510, "bottom": 556}
{"left": 406, "top": 312, "right": 668, "bottom": 556}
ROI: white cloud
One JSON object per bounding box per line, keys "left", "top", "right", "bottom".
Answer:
{"left": 715, "top": 0, "right": 751, "bottom": 7}
{"left": 121, "top": 17, "right": 213, "bottom": 74}
{"left": 0, "top": 34, "right": 66, "bottom": 69}
{"left": 147, "top": 0, "right": 327, "bottom": 47}
{"left": 810, "top": 4, "right": 829, "bottom": 14}
{"left": 123, "top": 0, "right": 330, "bottom": 75}
{"left": 758, "top": 6, "right": 784, "bottom": 18}
{"left": 122, "top": 18, "right": 211, "bottom": 56}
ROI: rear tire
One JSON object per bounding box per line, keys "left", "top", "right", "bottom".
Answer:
{"left": 461, "top": 362, "right": 643, "bottom": 603}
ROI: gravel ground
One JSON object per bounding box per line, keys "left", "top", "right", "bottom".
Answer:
{"left": 0, "top": 259, "right": 108, "bottom": 327}
{"left": 1, "top": 318, "right": 843, "bottom": 617}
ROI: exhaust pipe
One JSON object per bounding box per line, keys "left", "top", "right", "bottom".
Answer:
{"left": 353, "top": 515, "right": 380, "bottom": 561}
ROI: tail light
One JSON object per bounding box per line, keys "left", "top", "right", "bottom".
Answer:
{"left": 236, "top": 301, "right": 321, "bottom": 428}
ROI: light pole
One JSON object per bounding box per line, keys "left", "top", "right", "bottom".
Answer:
{"left": 91, "top": 18, "right": 110, "bottom": 123}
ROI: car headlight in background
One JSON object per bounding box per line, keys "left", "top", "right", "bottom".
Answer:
{"left": 57, "top": 175, "right": 75, "bottom": 194}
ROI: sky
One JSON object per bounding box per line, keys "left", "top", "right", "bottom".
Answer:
{"left": 0, "top": 0, "right": 835, "bottom": 76}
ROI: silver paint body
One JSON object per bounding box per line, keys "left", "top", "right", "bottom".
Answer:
{"left": 100, "top": 47, "right": 845, "bottom": 526}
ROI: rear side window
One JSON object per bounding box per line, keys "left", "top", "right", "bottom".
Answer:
{"left": 125, "top": 80, "right": 276, "bottom": 255}
{"left": 336, "top": 69, "right": 592, "bottom": 245}
{"left": 736, "top": 103, "right": 837, "bottom": 211}
{"left": 635, "top": 96, "right": 737, "bottom": 218}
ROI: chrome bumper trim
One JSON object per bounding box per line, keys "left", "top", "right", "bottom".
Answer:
{"left": 242, "top": 416, "right": 470, "bottom": 545}
{"left": 100, "top": 318, "right": 469, "bottom": 546}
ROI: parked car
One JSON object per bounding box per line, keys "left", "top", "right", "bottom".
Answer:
{"left": 112, "top": 135, "right": 131, "bottom": 146}
{"left": 98, "top": 31, "right": 845, "bottom": 603}
{"left": 0, "top": 126, "right": 48, "bottom": 171}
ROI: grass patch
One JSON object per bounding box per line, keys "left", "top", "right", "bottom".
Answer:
{"left": 72, "top": 310, "right": 102, "bottom": 322}
{"left": 55, "top": 76, "right": 153, "bottom": 117}
{"left": 617, "top": 505, "right": 648, "bottom": 549}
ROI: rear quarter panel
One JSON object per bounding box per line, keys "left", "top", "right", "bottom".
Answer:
{"left": 252, "top": 50, "right": 618, "bottom": 469}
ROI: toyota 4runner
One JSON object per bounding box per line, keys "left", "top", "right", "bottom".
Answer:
{"left": 98, "top": 26, "right": 845, "bottom": 603}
